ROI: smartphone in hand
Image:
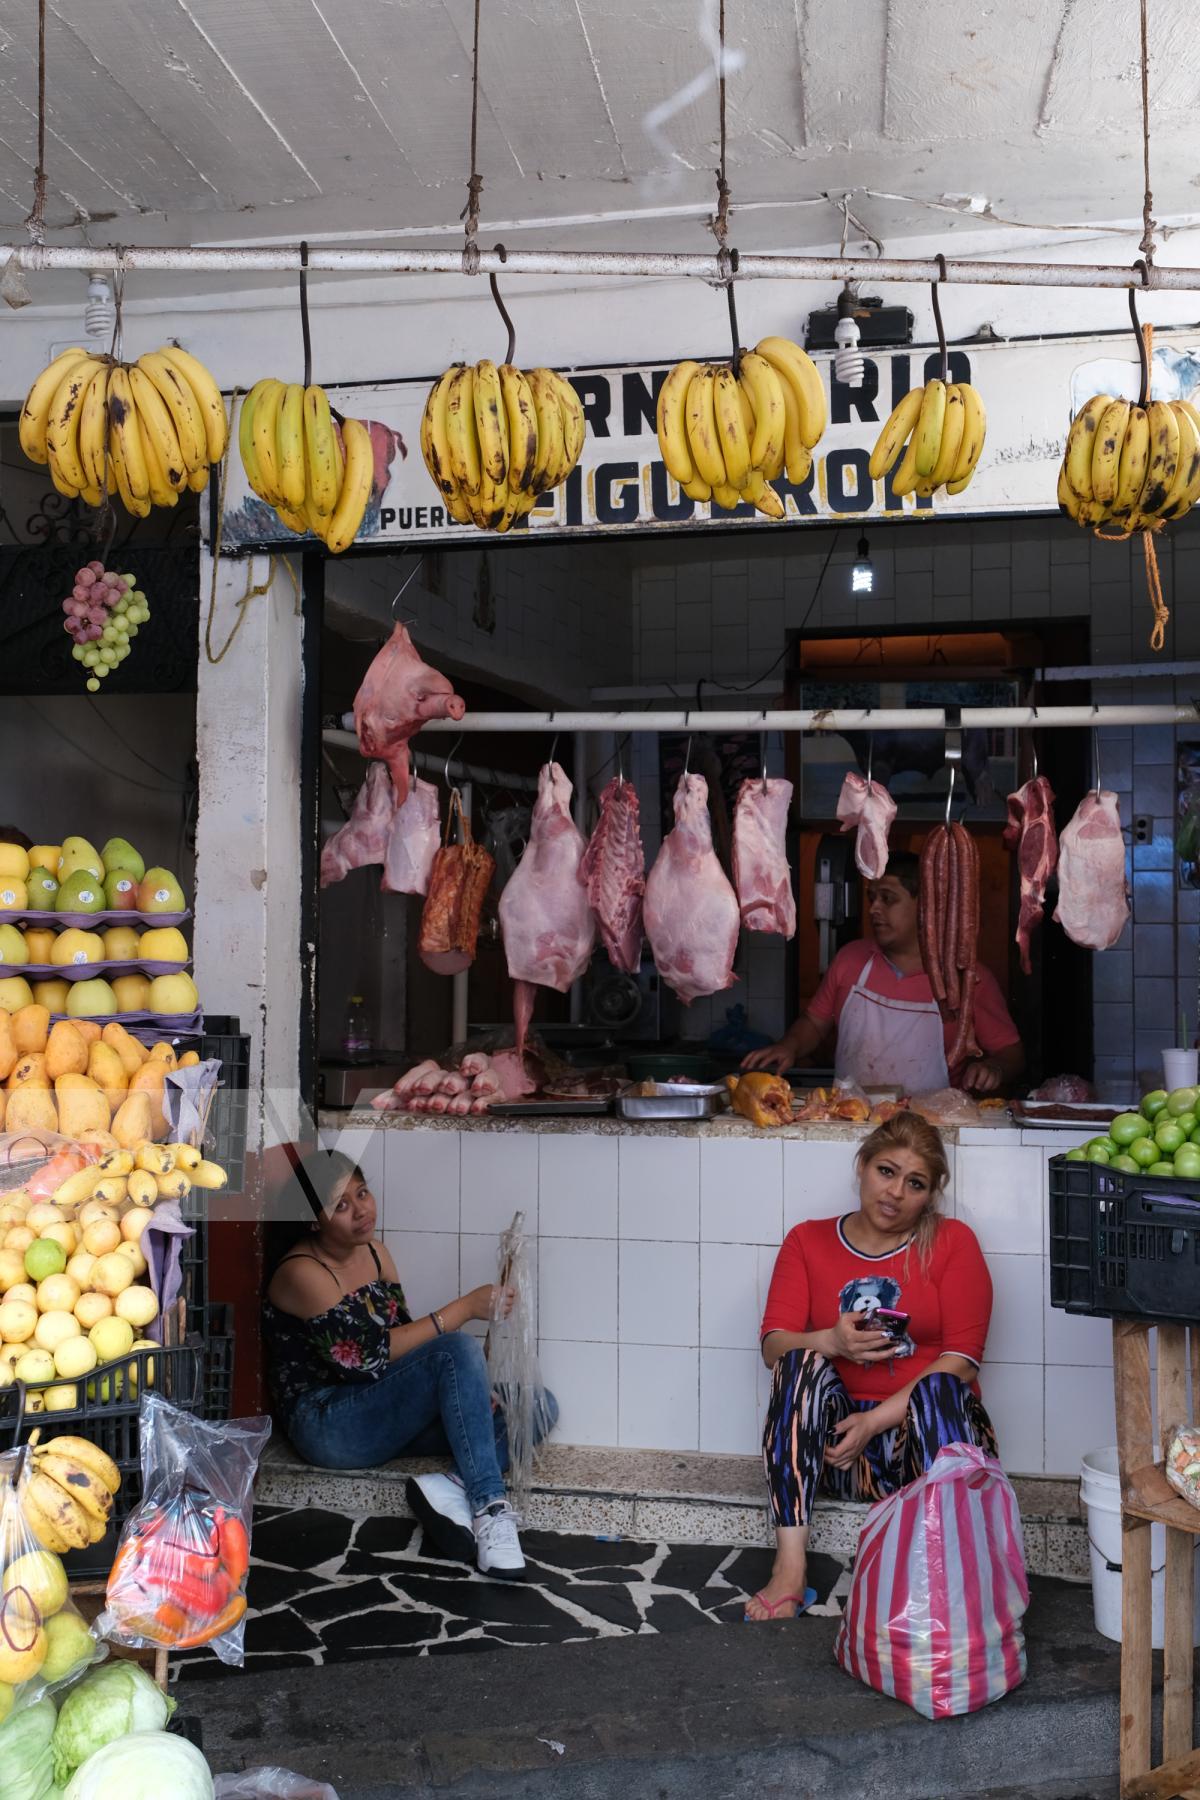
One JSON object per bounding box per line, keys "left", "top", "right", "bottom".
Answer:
{"left": 855, "top": 1308, "right": 911, "bottom": 1342}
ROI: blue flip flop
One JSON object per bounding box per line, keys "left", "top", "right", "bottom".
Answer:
{"left": 744, "top": 1584, "right": 817, "bottom": 1621}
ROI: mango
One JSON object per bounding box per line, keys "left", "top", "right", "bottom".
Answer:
{"left": 54, "top": 1073, "right": 109, "bottom": 1138}
{"left": 44, "top": 1022, "right": 88, "bottom": 1081}
{"left": 111, "top": 1090, "right": 153, "bottom": 1150}
{"left": 5, "top": 1086, "right": 56, "bottom": 1134}
{"left": 87, "top": 1041, "right": 127, "bottom": 1100}
{"left": 101, "top": 1022, "right": 147, "bottom": 1077}
{"left": 11, "top": 1006, "right": 49, "bottom": 1056}
{"left": 0, "top": 1014, "right": 15, "bottom": 1082}
{"left": 7, "top": 1054, "right": 48, "bottom": 1091}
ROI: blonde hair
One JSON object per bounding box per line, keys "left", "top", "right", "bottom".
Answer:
{"left": 854, "top": 1112, "right": 949, "bottom": 1275}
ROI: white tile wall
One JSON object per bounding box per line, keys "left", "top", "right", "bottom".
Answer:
{"left": 782, "top": 1139, "right": 859, "bottom": 1228}
{"left": 460, "top": 1132, "right": 539, "bottom": 1236}
{"left": 384, "top": 1128, "right": 461, "bottom": 1233}
{"left": 979, "top": 1362, "right": 1046, "bottom": 1475}
{"left": 619, "top": 1240, "right": 700, "bottom": 1346}
{"left": 699, "top": 1241, "right": 774, "bottom": 1349}
{"left": 383, "top": 1230, "right": 459, "bottom": 1318}
{"left": 619, "top": 1344, "right": 699, "bottom": 1450}
{"left": 619, "top": 1135, "right": 700, "bottom": 1239}
{"left": 538, "top": 1340, "right": 618, "bottom": 1446}
{"left": 700, "top": 1348, "right": 763, "bottom": 1455}
{"left": 983, "top": 1255, "right": 1045, "bottom": 1366}
{"left": 539, "top": 1133, "right": 618, "bottom": 1237}
{"left": 539, "top": 1237, "right": 618, "bottom": 1343}
{"left": 953, "top": 1144, "right": 1045, "bottom": 1254}
{"left": 700, "top": 1137, "right": 783, "bottom": 1244}
{"left": 1045, "top": 1365, "right": 1118, "bottom": 1472}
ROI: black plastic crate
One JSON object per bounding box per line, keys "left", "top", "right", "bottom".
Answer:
{"left": 199, "top": 1014, "right": 250, "bottom": 1194}
{"left": 1049, "top": 1154, "right": 1200, "bottom": 1323}
{"left": 204, "top": 1303, "right": 235, "bottom": 1422}
{"left": 0, "top": 1339, "right": 205, "bottom": 1580}
{"left": 179, "top": 1192, "right": 207, "bottom": 1338}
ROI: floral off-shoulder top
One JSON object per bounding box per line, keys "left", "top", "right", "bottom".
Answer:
{"left": 263, "top": 1242, "right": 412, "bottom": 1419}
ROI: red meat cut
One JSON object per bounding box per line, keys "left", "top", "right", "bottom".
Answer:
{"left": 353, "top": 623, "right": 465, "bottom": 807}
{"left": 499, "top": 763, "right": 597, "bottom": 1050}
{"left": 580, "top": 776, "right": 645, "bottom": 973}
{"left": 835, "top": 771, "right": 896, "bottom": 881}
{"left": 1053, "top": 790, "right": 1129, "bottom": 951}
{"left": 644, "top": 773, "right": 740, "bottom": 1004}
{"left": 732, "top": 777, "right": 796, "bottom": 936}
{"left": 1003, "top": 775, "right": 1058, "bottom": 975}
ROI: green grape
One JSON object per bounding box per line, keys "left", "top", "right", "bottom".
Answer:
{"left": 126, "top": 623, "right": 139, "bottom": 639}
{"left": 71, "top": 644, "right": 85, "bottom": 662}
{"left": 86, "top": 677, "right": 100, "bottom": 692}
{"left": 132, "top": 589, "right": 146, "bottom": 603}
{"left": 116, "top": 643, "right": 131, "bottom": 661}
{"left": 82, "top": 648, "right": 98, "bottom": 668}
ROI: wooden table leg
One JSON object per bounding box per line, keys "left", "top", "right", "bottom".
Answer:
{"left": 1121, "top": 1513, "right": 1153, "bottom": 1790}
{"left": 1163, "top": 1525, "right": 1196, "bottom": 1765}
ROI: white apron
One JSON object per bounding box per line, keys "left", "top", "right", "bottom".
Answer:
{"left": 833, "top": 955, "right": 949, "bottom": 1091}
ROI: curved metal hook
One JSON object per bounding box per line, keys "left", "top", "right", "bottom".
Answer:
{"left": 944, "top": 761, "right": 957, "bottom": 825}
{"left": 390, "top": 557, "right": 424, "bottom": 619}
{"left": 683, "top": 724, "right": 692, "bottom": 776}
{"left": 1129, "top": 272, "right": 1151, "bottom": 406}
{"left": 761, "top": 715, "right": 769, "bottom": 794}
{"left": 1092, "top": 708, "right": 1102, "bottom": 796}
{"left": 866, "top": 729, "right": 874, "bottom": 787}
{"left": 930, "top": 252, "right": 949, "bottom": 385}
{"left": 443, "top": 732, "right": 464, "bottom": 790}
{"left": 489, "top": 242, "right": 516, "bottom": 365}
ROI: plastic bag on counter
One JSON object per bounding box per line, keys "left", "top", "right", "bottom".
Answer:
{"left": 214, "top": 1774, "right": 340, "bottom": 1800}
{"left": 835, "top": 1444, "right": 1029, "bottom": 1719}
{"left": 908, "top": 1086, "right": 986, "bottom": 1127}
{"left": 0, "top": 1442, "right": 105, "bottom": 1711}
{"left": 100, "top": 1394, "right": 270, "bottom": 1666}
{"left": 1165, "top": 1423, "right": 1200, "bottom": 1512}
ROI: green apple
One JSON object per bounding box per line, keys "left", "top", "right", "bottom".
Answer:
{"left": 1166, "top": 1086, "right": 1199, "bottom": 1117}
{"left": 0, "top": 925, "right": 26, "bottom": 966}
{"left": 65, "top": 978, "right": 117, "bottom": 1018}
{"left": 103, "top": 870, "right": 138, "bottom": 911}
{"left": 100, "top": 837, "right": 145, "bottom": 882}
{"left": 136, "top": 867, "right": 185, "bottom": 913}
{"left": 1172, "top": 1145, "right": 1200, "bottom": 1179}
{"left": 1142, "top": 1089, "right": 1169, "bottom": 1120}
{"left": 1110, "top": 1112, "right": 1152, "bottom": 1146}
{"left": 55, "top": 869, "right": 105, "bottom": 915}
{"left": 1087, "top": 1144, "right": 1112, "bottom": 1164}
{"left": 58, "top": 836, "right": 102, "bottom": 881}
{"left": 1130, "top": 1137, "right": 1161, "bottom": 1168}
{"left": 1149, "top": 1160, "right": 1176, "bottom": 1176}
{"left": 1155, "top": 1121, "right": 1186, "bottom": 1156}
{"left": 24, "top": 868, "right": 58, "bottom": 912}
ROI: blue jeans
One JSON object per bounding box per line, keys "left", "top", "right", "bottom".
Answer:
{"left": 286, "top": 1331, "right": 556, "bottom": 1514}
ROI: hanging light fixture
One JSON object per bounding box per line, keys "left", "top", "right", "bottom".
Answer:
{"left": 83, "top": 270, "right": 115, "bottom": 339}
{"left": 852, "top": 534, "right": 873, "bottom": 593}
{"left": 833, "top": 283, "right": 865, "bottom": 387}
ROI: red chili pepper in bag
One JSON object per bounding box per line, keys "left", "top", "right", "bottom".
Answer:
{"left": 172, "top": 1590, "right": 247, "bottom": 1650}
{"left": 217, "top": 1513, "right": 250, "bottom": 1588}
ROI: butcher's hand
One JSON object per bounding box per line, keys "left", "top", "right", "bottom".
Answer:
{"left": 741, "top": 1039, "right": 794, "bottom": 1075}
{"left": 465, "top": 1283, "right": 517, "bottom": 1322}
{"left": 827, "top": 1312, "right": 895, "bottom": 1365}
{"left": 960, "top": 1056, "right": 1002, "bottom": 1094}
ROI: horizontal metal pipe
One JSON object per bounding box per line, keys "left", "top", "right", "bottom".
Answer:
{"left": 400, "top": 705, "right": 1199, "bottom": 732}
{"left": 6, "top": 241, "right": 1200, "bottom": 291}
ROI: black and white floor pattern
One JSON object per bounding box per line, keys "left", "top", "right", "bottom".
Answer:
{"left": 172, "top": 1505, "right": 851, "bottom": 1682}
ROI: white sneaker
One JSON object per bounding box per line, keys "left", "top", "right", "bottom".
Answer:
{"left": 406, "top": 1472, "right": 475, "bottom": 1564}
{"left": 473, "top": 1501, "right": 526, "bottom": 1580}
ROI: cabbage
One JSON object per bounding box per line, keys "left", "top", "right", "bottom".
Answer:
{"left": 63, "top": 1730, "right": 213, "bottom": 1799}
{"left": 0, "top": 1696, "right": 58, "bottom": 1800}
{"left": 51, "top": 1664, "right": 175, "bottom": 1786}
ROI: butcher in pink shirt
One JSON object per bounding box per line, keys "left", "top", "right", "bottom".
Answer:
{"left": 743, "top": 853, "right": 1024, "bottom": 1093}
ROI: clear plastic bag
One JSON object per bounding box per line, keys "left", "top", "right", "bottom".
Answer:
{"left": 99, "top": 1394, "right": 270, "bottom": 1666}
{"left": 1165, "top": 1422, "right": 1200, "bottom": 1511}
{"left": 214, "top": 1774, "right": 340, "bottom": 1799}
{"left": 0, "top": 1443, "right": 104, "bottom": 1711}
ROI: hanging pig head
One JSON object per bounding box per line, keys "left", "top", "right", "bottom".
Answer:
{"left": 352, "top": 623, "right": 466, "bottom": 806}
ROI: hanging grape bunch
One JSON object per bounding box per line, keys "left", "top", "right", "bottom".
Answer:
{"left": 62, "top": 561, "right": 150, "bottom": 692}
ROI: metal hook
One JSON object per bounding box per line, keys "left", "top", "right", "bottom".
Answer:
{"left": 489, "top": 243, "right": 516, "bottom": 365}
{"left": 1093, "top": 712, "right": 1102, "bottom": 796}
{"left": 299, "top": 239, "right": 312, "bottom": 388}
{"left": 548, "top": 727, "right": 560, "bottom": 767}
{"left": 443, "top": 733, "right": 464, "bottom": 790}
{"left": 1030, "top": 703, "right": 1039, "bottom": 781}
{"left": 1128, "top": 274, "right": 1151, "bottom": 407}
{"left": 725, "top": 247, "right": 742, "bottom": 378}
{"left": 616, "top": 736, "right": 625, "bottom": 787}
{"left": 761, "top": 717, "right": 769, "bottom": 795}
{"left": 866, "top": 731, "right": 874, "bottom": 787}
{"left": 390, "top": 558, "right": 424, "bottom": 619}
{"left": 944, "top": 762, "right": 957, "bottom": 825}
{"left": 930, "top": 252, "right": 949, "bottom": 385}
{"left": 683, "top": 727, "right": 693, "bottom": 776}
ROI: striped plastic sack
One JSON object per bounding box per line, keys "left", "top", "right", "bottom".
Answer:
{"left": 834, "top": 1443, "right": 1029, "bottom": 1719}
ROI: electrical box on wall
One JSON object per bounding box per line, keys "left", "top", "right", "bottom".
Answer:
{"left": 805, "top": 297, "right": 914, "bottom": 351}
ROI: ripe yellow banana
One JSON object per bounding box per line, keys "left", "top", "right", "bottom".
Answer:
{"left": 711, "top": 481, "right": 741, "bottom": 511}
{"left": 713, "top": 364, "right": 751, "bottom": 488}
{"left": 736, "top": 352, "right": 785, "bottom": 479}
{"left": 1064, "top": 395, "right": 1111, "bottom": 502}
{"left": 107, "top": 365, "right": 151, "bottom": 503}
{"left": 159, "top": 343, "right": 227, "bottom": 462}
{"left": 869, "top": 386, "right": 924, "bottom": 480}
{"left": 19, "top": 346, "right": 89, "bottom": 464}
{"left": 1161, "top": 402, "right": 1200, "bottom": 519}
{"left": 239, "top": 382, "right": 268, "bottom": 499}
{"left": 686, "top": 367, "right": 726, "bottom": 490}
{"left": 914, "top": 379, "right": 947, "bottom": 478}
{"left": 21, "top": 1469, "right": 92, "bottom": 1550}
{"left": 948, "top": 382, "right": 987, "bottom": 486}
{"left": 303, "top": 384, "right": 340, "bottom": 519}
{"left": 1112, "top": 405, "right": 1150, "bottom": 515}
{"left": 36, "top": 1454, "right": 113, "bottom": 1525}
{"left": 553, "top": 372, "right": 585, "bottom": 474}
{"left": 929, "top": 385, "right": 966, "bottom": 489}
{"left": 276, "top": 382, "right": 307, "bottom": 509}
{"left": 472, "top": 359, "right": 508, "bottom": 487}
{"left": 250, "top": 378, "right": 286, "bottom": 506}
{"left": 325, "top": 417, "right": 374, "bottom": 554}
{"left": 78, "top": 364, "right": 112, "bottom": 494}
{"left": 137, "top": 350, "right": 208, "bottom": 473}
{"left": 891, "top": 426, "right": 922, "bottom": 499}
{"left": 128, "top": 364, "right": 187, "bottom": 493}
{"left": 130, "top": 414, "right": 183, "bottom": 509}
{"left": 108, "top": 421, "right": 150, "bottom": 516}
{"left": 32, "top": 1434, "right": 120, "bottom": 1494}
{"left": 741, "top": 469, "right": 784, "bottom": 518}
{"left": 45, "top": 356, "right": 105, "bottom": 494}
{"left": 1142, "top": 400, "right": 1180, "bottom": 515}
{"left": 682, "top": 476, "right": 712, "bottom": 502}
{"left": 1090, "top": 398, "right": 1131, "bottom": 506}
{"left": 422, "top": 368, "right": 460, "bottom": 505}
{"left": 755, "top": 336, "right": 827, "bottom": 449}
{"left": 499, "top": 365, "right": 539, "bottom": 493}
{"left": 445, "top": 364, "right": 482, "bottom": 496}
{"left": 656, "top": 359, "right": 700, "bottom": 485}
{"left": 527, "top": 369, "right": 567, "bottom": 493}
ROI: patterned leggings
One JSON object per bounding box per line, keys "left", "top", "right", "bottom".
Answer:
{"left": 762, "top": 1348, "right": 998, "bottom": 1527}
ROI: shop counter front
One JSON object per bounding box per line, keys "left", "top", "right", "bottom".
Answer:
{"left": 316, "top": 1109, "right": 1113, "bottom": 1480}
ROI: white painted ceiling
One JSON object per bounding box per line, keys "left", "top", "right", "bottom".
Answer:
{"left": 0, "top": 0, "right": 1197, "bottom": 263}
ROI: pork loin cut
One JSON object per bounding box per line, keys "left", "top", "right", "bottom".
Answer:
{"left": 382, "top": 777, "right": 440, "bottom": 897}
{"left": 1053, "top": 790, "right": 1129, "bottom": 951}
{"left": 499, "top": 763, "right": 596, "bottom": 992}
{"left": 732, "top": 778, "right": 796, "bottom": 936}
{"left": 835, "top": 771, "right": 896, "bottom": 882}
{"left": 1003, "top": 775, "right": 1058, "bottom": 974}
{"left": 580, "top": 776, "right": 645, "bottom": 972}
{"left": 644, "top": 773, "right": 740, "bottom": 1004}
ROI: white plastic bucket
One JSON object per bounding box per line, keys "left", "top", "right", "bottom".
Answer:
{"left": 1080, "top": 1446, "right": 1200, "bottom": 1647}
{"left": 1161, "top": 1047, "right": 1199, "bottom": 1089}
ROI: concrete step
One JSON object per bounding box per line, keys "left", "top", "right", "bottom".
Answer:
{"left": 256, "top": 1440, "right": 1090, "bottom": 1580}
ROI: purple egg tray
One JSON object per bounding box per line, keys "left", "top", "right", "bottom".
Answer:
{"left": 0, "top": 909, "right": 190, "bottom": 929}
{"left": 0, "top": 959, "right": 191, "bottom": 982}
{"left": 48, "top": 1008, "right": 204, "bottom": 1044}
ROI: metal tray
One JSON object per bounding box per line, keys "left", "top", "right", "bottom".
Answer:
{"left": 487, "top": 1099, "right": 614, "bottom": 1117}
{"left": 616, "top": 1093, "right": 728, "bottom": 1121}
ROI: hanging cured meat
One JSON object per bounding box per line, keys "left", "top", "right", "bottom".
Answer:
{"left": 320, "top": 762, "right": 395, "bottom": 887}
{"left": 382, "top": 777, "right": 440, "bottom": 897}
{"left": 418, "top": 792, "right": 496, "bottom": 975}
{"left": 732, "top": 777, "right": 796, "bottom": 936}
{"left": 644, "top": 773, "right": 740, "bottom": 1004}
{"left": 836, "top": 771, "right": 897, "bottom": 882}
{"left": 580, "top": 776, "right": 645, "bottom": 973}
{"left": 499, "top": 764, "right": 596, "bottom": 1051}
{"left": 1002, "top": 776, "right": 1058, "bottom": 975}
{"left": 1054, "top": 791, "right": 1129, "bottom": 951}
{"left": 353, "top": 623, "right": 465, "bottom": 807}
{"left": 918, "top": 822, "right": 981, "bottom": 1069}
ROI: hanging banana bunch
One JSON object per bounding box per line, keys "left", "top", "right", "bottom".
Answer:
{"left": 656, "top": 336, "right": 826, "bottom": 518}
{"left": 419, "top": 360, "right": 585, "bottom": 532}
{"left": 18, "top": 345, "right": 227, "bottom": 516}
{"left": 869, "top": 379, "right": 987, "bottom": 500}
{"left": 1057, "top": 393, "right": 1200, "bottom": 532}
{"left": 238, "top": 379, "right": 374, "bottom": 554}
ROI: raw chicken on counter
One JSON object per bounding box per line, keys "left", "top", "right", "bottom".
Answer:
{"left": 372, "top": 1050, "right": 536, "bottom": 1116}
{"left": 732, "top": 777, "right": 796, "bottom": 937}
{"left": 1003, "top": 775, "right": 1058, "bottom": 974}
{"left": 725, "top": 1072, "right": 794, "bottom": 1126}
{"left": 499, "top": 763, "right": 596, "bottom": 1053}
{"left": 1053, "top": 790, "right": 1129, "bottom": 951}
{"left": 382, "top": 777, "right": 440, "bottom": 897}
{"left": 835, "top": 771, "right": 897, "bottom": 881}
{"left": 644, "top": 774, "right": 740, "bottom": 1004}
{"left": 580, "top": 776, "right": 645, "bottom": 973}
{"left": 353, "top": 623, "right": 465, "bottom": 806}
{"left": 320, "top": 762, "right": 395, "bottom": 887}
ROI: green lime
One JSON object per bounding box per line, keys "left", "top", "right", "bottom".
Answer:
{"left": 1087, "top": 1144, "right": 1112, "bottom": 1164}
{"left": 1110, "top": 1154, "right": 1140, "bottom": 1172}
{"left": 1065, "top": 1148, "right": 1087, "bottom": 1162}
{"left": 1148, "top": 1160, "right": 1176, "bottom": 1176}
{"left": 1110, "top": 1112, "right": 1152, "bottom": 1146}
{"left": 1130, "top": 1138, "right": 1160, "bottom": 1168}
{"left": 1172, "top": 1146, "right": 1200, "bottom": 1179}
{"left": 1173, "top": 1111, "right": 1197, "bottom": 1138}
{"left": 1167, "top": 1086, "right": 1199, "bottom": 1117}
{"left": 1142, "top": 1089, "right": 1169, "bottom": 1120}
{"left": 1155, "top": 1121, "right": 1186, "bottom": 1155}
{"left": 1087, "top": 1136, "right": 1118, "bottom": 1156}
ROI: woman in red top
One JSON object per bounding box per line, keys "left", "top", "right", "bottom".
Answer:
{"left": 746, "top": 1111, "right": 997, "bottom": 1621}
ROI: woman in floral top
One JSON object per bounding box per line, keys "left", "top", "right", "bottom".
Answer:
{"left": 263, "top": 1149, "right": 554, "bottom": 1579}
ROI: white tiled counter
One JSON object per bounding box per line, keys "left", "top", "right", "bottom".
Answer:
{"left": 317, "top": 1111, "right": 1113, "bottom": 1479}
